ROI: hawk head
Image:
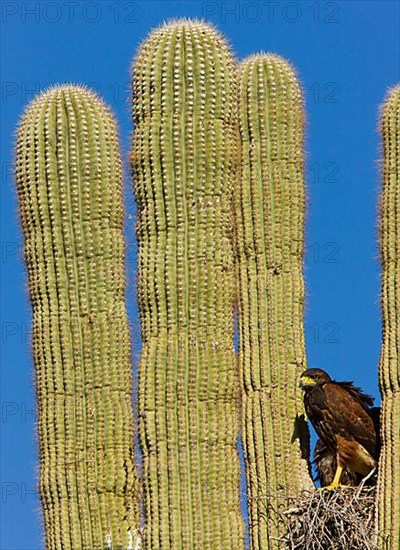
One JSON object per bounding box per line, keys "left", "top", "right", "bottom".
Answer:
{"left": 299, "top": 368, "right": 331, "bottom": 390}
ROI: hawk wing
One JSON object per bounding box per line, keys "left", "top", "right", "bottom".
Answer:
{"left": 322, "top": 383, "right": 377, "bottom": 459}
{"left": 335, "top": 381, "right": 374, "bottom": 408}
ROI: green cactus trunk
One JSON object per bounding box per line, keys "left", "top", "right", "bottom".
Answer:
{"left": 131, "top": 19, "right": 244, "bottom": 549}
{"left": 235, "top": 54, "right": 312, "bottom": 548}
{"left": 377, "top": 85, "right": 400, "bottom": 550}
{"left": 15, "top": 85, "right": 140, "bottom": 550}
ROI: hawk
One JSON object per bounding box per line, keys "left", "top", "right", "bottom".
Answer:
{"left": 299, "top": 368, "right": 379, "bottom": 489}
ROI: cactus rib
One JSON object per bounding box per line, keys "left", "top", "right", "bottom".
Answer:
{"left": 16, "top": 85, "right": 140, "bottom": 550}
{"left": 132, "top": 19, "right": 244, "bottom": 550}
{"left": 377, "top": 84, "right": 400, "bottom": 550}
{"left": 236, "top": 54, "right": 312, "bottom": 549}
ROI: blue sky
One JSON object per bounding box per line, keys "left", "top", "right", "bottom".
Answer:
{"left": 1, "top": 1, "right": 399, "bottom": 548}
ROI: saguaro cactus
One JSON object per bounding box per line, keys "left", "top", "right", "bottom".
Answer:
{"left": 132, "top": 19, "right": 245, "bottom": 549}
{"left": 16, "top": 85, "right": 140, "bottom": 550}
{"left": 235, "top": 54, "right": 312, "bottom": 548}
{"left": 377, "top": 85, "right": 400, "bottom": 549}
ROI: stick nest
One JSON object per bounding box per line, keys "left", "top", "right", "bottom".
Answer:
{"left": 277, "top": 486, "right": 378, "bottom": 549}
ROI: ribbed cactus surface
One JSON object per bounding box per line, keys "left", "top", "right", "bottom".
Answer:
{"left": 132, "top": 19, "right": 244, "bottom": 549}
{"left": 16, "top": 85, "right": 140, "bottom": 550}
{"left": 236, "top": 54, "right": 312, "bottom": 548}
{"left": 377, "top": 85, "right": 400, "bottom": 549}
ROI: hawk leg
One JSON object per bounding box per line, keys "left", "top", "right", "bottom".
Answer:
{"left": 327, "top": 464, "right": 343, "bottom": 488}
{"left": 319, "top": 462, "right": 349, "bottom": 490}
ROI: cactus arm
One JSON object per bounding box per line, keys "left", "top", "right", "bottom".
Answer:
{"left": 16, "top": 85, "right": 140, "bottom": 550}
{"left": 377, "top": 84, "right": 400, "bottom": 549}
{"left": 236, "top": 54, "right": 312, "bottom": 548}
{"left": 132, "top": 19, "right": 244, "bottom": 549}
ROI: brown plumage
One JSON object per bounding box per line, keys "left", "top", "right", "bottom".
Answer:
{"left": 314, "top": 439, "right": 358, "bottom": 487}
{"left": 300, "top": 368, "right": 379, "bottom": 488}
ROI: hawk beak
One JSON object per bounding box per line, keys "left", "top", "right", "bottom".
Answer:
{"left": 299, "top": 376, "right": 316, "bottom": 388}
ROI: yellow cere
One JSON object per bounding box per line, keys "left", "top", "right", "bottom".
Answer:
{"left": 300, "top": 376, "right": 317, "bottom": 387}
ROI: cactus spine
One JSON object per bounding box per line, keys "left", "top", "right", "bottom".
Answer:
{"left": 236, "top": 54, "right": 312, "bottom": 548}
{"left": 377, "top": 85, "right": 400, "bottom": 549}
{"left": 132, "top": 20, "right": 244, "bottom": 549}
{"left": 15, "top": 85, "right": 140, "bottom": 550}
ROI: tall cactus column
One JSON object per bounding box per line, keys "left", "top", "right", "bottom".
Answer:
{"left": 377, "top": 85, "right": 400, "bottom": 549}
{"left": 16, "top": 86, "right": 140, "bottom": 550}
{"left": 132, "top": 20, "right": 244, "bottom": 549}
{"left": 236, "top": 55, "right": 312, "bottom": 549}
